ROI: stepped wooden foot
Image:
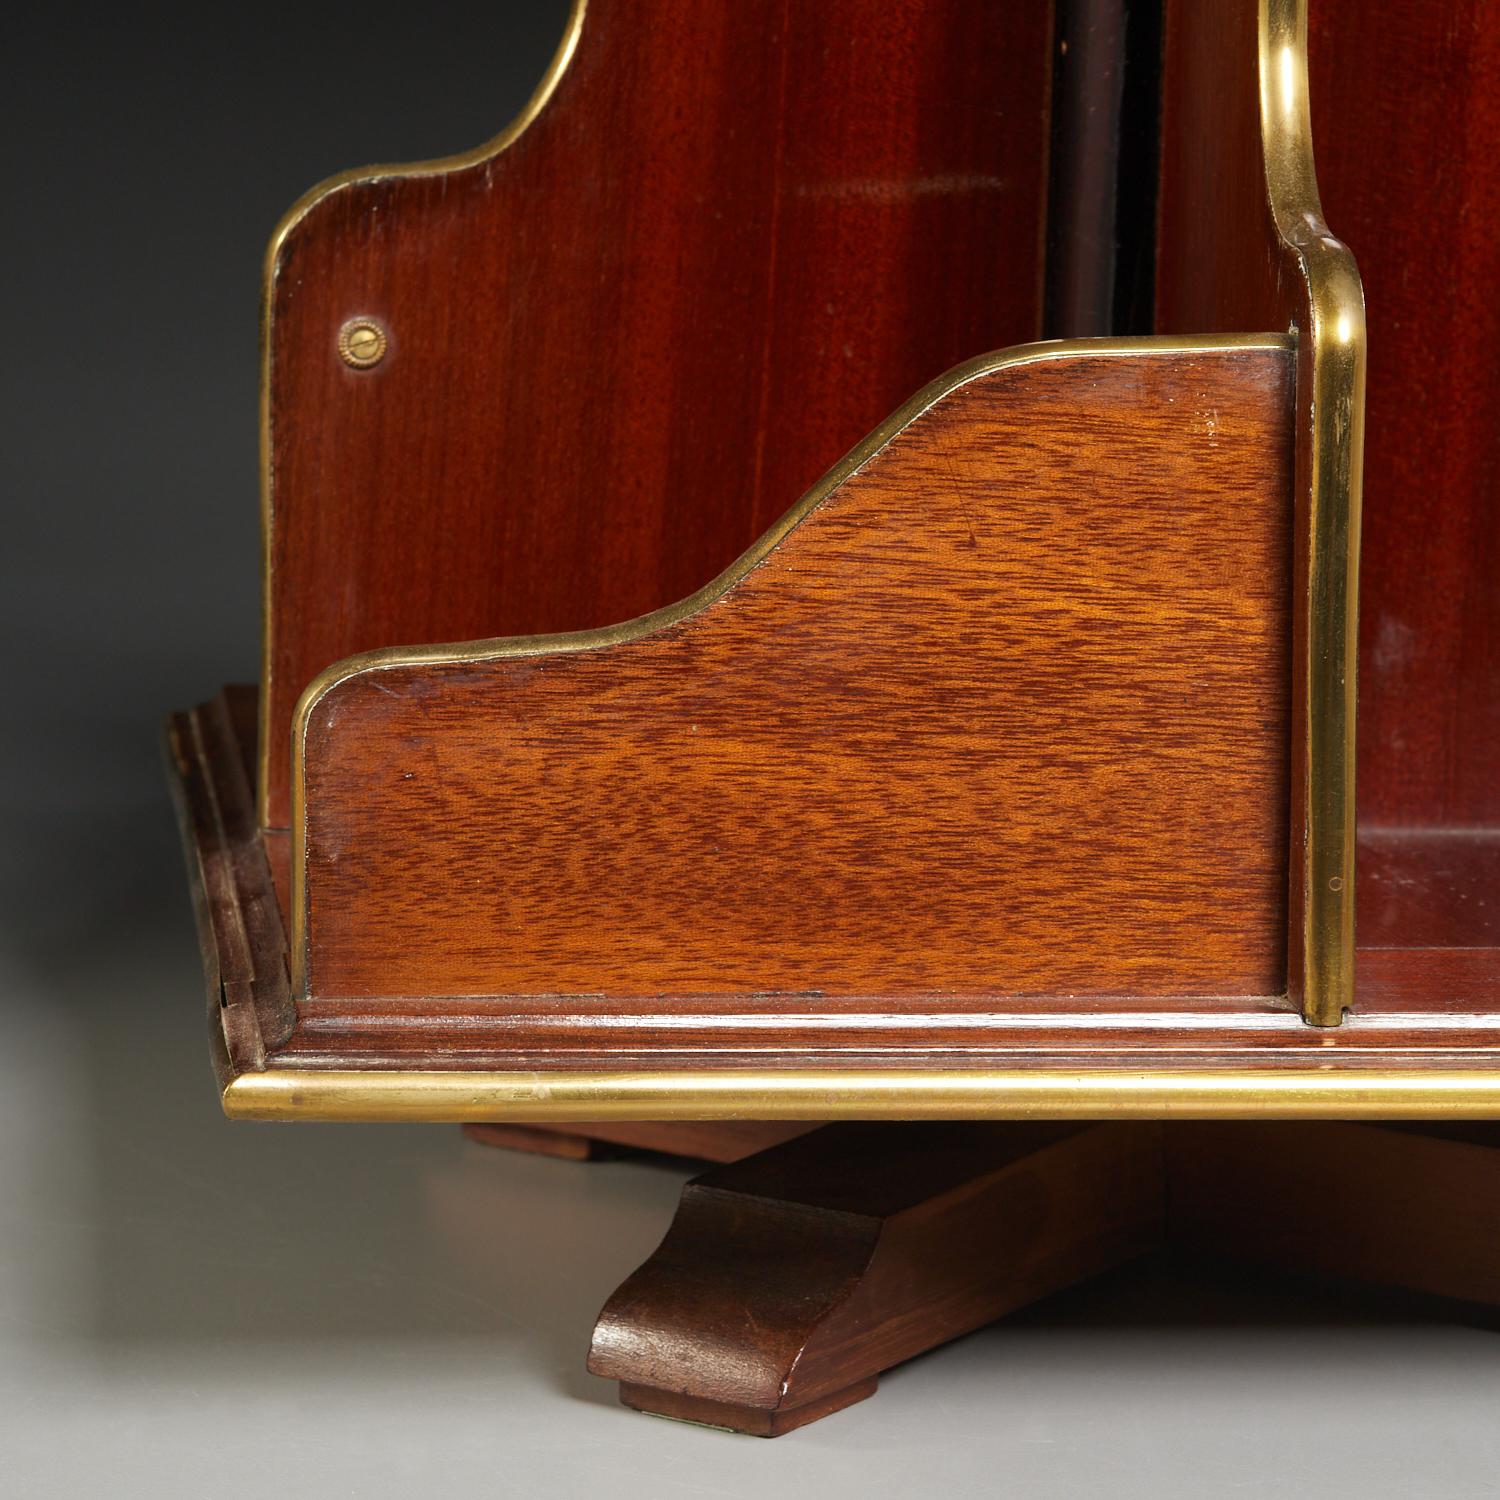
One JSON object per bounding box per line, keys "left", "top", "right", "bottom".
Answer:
{"left": 587, "top": 1121, "right": 1165, "bottom": 1436}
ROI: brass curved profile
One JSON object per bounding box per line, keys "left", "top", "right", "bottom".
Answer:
{"left": 255, "top": 0, "right": 589, "bottom": 829}
{"left": 1259, "top": 0, "right": 1366, "bottom": 1025}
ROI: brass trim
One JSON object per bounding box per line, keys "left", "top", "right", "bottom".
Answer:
{"left": 255, "top": 0, "right": 589, "bottom": 828}
{"left": 1259, "top": 0, "right": 1366, "bottom": 1024}
{"left": 222, "top": 1068, "right": 1500, "bottom": 1123}
{"left": 285, "top": 332, "right": 1293, "bottom": 998}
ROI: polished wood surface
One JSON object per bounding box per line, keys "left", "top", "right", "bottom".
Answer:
{"left": 170, "top": 686, "right": 1500, "bottom": 1078}
{"left": 174, "top": 0, "right": 1499, "bottom": 1094}
{"left": 1158, "top": 0, "right": 1500, "bottom": 836}
{"left": 585, "top": 1119, "right": 1500, "bottom": 1434}
{"left": 1155, "top": 0, "right": 1369, "bottom": 1020}
{"left": 589, "top": 1122, "right": 1164, "bottom": 1435}
{"left": 1359, "top": 830, "right": 1500, "bottom": 951}
{"left": 165, "top": 3, "right": 1500, "bottom": 1439}
{"left": 261, "top": 0, "right": 1056, "bottom": 827}
{"left": 301, "top": 344, "right": 1295, "bottom": 1005}
{"left": 165, "top": 691, "right": 293, "bottom": 1076}
{"left": 1308, "top": 0, "right": 1500, "bottom": 830}
{"left": 1155, "top": 0, "right": 1284, "bottom": 337}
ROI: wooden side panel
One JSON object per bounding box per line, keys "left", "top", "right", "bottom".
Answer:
{"left": 164, "top": 692, "right": 295, "bottom": 1078}
{"left": 299, "top": 345, "right": 1294, "bottom": 1004}
{"left": 262, "top": 0, "right": 1056, "bottom": 827}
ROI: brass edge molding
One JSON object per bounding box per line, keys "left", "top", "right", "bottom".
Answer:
{"left": 285, "top": 332, "right": 1291, "bottom": 997}
{"left": 1259, "top": 0, "right": 1367, "bottom": 1025}
{"left": 255, "top": 0, "right": 590, "bottom": 829}
{"left": 222, "top": 1068, "right": 1500, "bottom": 1123}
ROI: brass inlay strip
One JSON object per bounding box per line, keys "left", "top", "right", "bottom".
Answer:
{"left": 1259, "top": 0, "right": 1366, "bottom": 1024}
{"left": 222, "top": 1069, "right": 1500, "bottom": 1124}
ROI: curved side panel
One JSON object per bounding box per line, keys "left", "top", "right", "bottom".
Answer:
{"left": 257, "top": 0, "right": 586, "bottom": 828}
{"left": 258, "top": 0, "right": 1057, "bottom": 829}
{"left": 293, "top": 337, "right": 1294, "bottom": 1005}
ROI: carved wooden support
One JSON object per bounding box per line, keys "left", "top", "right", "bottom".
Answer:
{"left": 587, "top": 1122, "right": 1166, "bottom": 1435}
{"left": 579, "top": 1120, "right": 1500, "bottom": 1435}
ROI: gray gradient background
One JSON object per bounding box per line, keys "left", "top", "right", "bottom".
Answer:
{"left": 3, "top": 5, "right": 1496, "bottom": 1496}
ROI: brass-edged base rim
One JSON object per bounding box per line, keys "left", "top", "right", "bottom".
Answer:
{"left": 221, "top": 1068, "right": 1500, "bottom": 1122}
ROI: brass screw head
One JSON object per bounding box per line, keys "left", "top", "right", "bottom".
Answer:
{"left": 337, "top": 317, "right": 388, "bottom": 369}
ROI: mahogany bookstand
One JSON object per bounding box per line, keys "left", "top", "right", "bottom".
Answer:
{"left": 167, "top": 0, "right": 1499, "bottom": 1436}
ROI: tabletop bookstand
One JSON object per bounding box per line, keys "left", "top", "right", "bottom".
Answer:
{"left": 169, "top": 0, "right": 1500, "bottom": 1434}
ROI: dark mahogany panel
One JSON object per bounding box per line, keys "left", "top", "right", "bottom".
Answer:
{"left": 262, "top": 0, "right": 1056, "bottom": 827}
{"left": 1306, "top": 0, "right": 1500, "bottom": 829}
{"left": 1158, "top": 0, "right": 1500, "bottom": 833}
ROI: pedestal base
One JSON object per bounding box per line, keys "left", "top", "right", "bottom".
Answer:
{"left": 587, "top": 1121, "right": 1163, "bottom": 1431}
{"left": 472, "top": 1118, "right": 1500, "bottom": 1435}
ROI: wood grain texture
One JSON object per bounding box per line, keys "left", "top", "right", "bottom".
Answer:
{"left": 169, "top": 687, "right": 1500, "bottom": 1076}
{"left": 261, "top": 0, "right": 1056, "bottom": 828}
{"left": 1359, "top": 829, "right": 1500, "bottom": 951}
{"left": 1307, "top": 0, "right": 1500, "bottom": 829}
{"left": 1154, "top": 0, "right": 1369, "bottom": 1020}
{"left": 588, "top": 1121, "right": 1164, "bottom": 1434}
{"left": 299, "top": 345, "right": 1294, "bottom": 1004}
{"left": 1157, "top": 0, "right": 1500, "bottom": 833}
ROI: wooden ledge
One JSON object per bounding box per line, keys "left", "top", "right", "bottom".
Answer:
{"left": 171, "top": 687, "right": 1500, "bottom": 1121}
